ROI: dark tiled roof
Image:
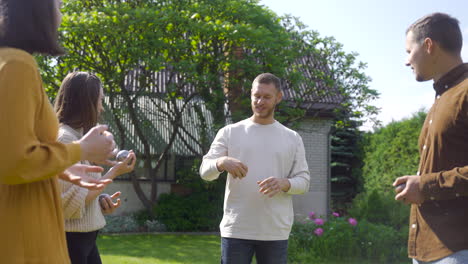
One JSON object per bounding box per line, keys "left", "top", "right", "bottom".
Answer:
{"left": 282, "top": 55, "right": 344, "bottom": 108}
{"left": 122, "top": 49, "right": 343, "bottom": 109}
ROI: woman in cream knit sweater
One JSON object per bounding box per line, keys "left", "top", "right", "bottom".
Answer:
{"left": 55, "top": 71, "right": 136, "bottom": 264}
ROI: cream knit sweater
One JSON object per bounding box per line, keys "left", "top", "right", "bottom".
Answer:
{"left": 200, "top": 118, "right": 310, "bottom": 241}
{"left": 57, "top": 124, "right": 106, "bottom": 232}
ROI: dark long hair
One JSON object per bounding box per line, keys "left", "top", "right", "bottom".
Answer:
{"left": 0, "top": 0, "right": 63, "bottom": 55}
{"left": 54, "top": 72, "right": 103, "bottom": 134}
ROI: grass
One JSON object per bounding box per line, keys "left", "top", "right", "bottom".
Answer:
{"left": 98, "top": 234, "right": 221, "bottom": 264}
{"left": 98, "top": 234, "right": 410, "bottom": 264}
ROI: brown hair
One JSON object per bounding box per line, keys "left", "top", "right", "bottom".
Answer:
{"left": 54, "top": 72, "right": 103, "bottom": 134}
{"left": 0, "top": 0, "right": 63, "bottom": 55}
{"left": 252, "top": 73, "right": 282, "bottom": 92}
{"left": 406, "top": 13, "right": 462, "bottom": 55}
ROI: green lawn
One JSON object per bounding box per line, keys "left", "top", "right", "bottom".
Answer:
{"left": 98, "top": 234, "right": 409, "bottom": 264}
{"left": 98, "top": 234, "right": 221, "bottom": 264}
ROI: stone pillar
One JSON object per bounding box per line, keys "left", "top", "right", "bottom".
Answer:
{"left": 293, "top": 118, "right": 332, "bottom": 221}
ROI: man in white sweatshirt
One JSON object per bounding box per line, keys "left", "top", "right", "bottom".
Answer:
{"left": 199, "top": 73, "right": 310, "bottom": 264}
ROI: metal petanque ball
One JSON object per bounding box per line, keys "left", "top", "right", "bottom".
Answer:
{"left": 116, "top": 150, "right": 130, "bottom": 161}
{"left": 395, "top": 183, "right": 406, "bottom": 193}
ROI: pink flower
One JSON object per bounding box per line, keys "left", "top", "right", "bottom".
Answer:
{"left": 348, "top": 218, "right": 358, "bottom": 226}
{"left": 314, "top": 218, "right": 324, "bottom": 225}
{"left": 314, "top": 228, "right": 324, "bottom": 236}
{"left": 332, "top": 212, "right": 340, "bottom": 217}
{"left": 308, "top": 211, "right": 316, "bottom": 220}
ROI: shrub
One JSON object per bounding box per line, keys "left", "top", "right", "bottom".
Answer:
{"left": 101, "top": 212, "right": 167, "bottom": 233}
{"left": 101, "top": 214, "right": 140, "bottom": 233}
{"left": 144, "top": 219, "right": 167, "bottom": 232}
{"left": 154, "top": 191, "right": 223, "bottom": 231}
{"left": 133, "top": 208, "right": 153, "bottom": 226}
{"left": 153, "top": 158, "right": 225, "bottom": 232}
{"left": 362, "top": 110, "right": 426, "bottom": 193}
{"left": 348, "top": 190, "right": 410, "bottom": 230}
{"left": 288, "top": 213, "right": 407, "bottom": 263}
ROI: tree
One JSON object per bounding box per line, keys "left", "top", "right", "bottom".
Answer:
{"left": 330, "top": 121, "right": 365, "bottom": 210}
{"left": 38, "top": 0, "right": 302, "bottom": 213}
{"left": 281, "top": 16, "right": 379, "bottom": 126}
{"left": 38, "top": 0, "right": 378, "bottom": 214}
{"left": 279, "top": 16, "right": 379, "bottom": 208}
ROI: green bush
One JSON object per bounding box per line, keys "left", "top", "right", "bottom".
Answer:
{"left": 288, "top": 214, "right": 407, "bottom": 263}
{"left": 101, "top": 213, "right": 167, "bottom": 233}
{"left": 133, "top": 208, "right": 154, "bottom": 226}
{"left": 153, "top": 158, "right": 225, "bottom": 231}
{"left": 101, "top": 214, "right": 140, "bottom": 233}
{"left": 154, "top": 191, "right": 223, "bottom": 231}
{"left": 301, "top": 110, "right": 426, "bottom": 263}
{"left": 348, "top": 190, "right": 410, "bottom": 230}
{"left": 362, "top": 110, "right": 426, "bottom": 193}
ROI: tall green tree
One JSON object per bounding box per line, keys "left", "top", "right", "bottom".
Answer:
{"left": 330, "top": 121, "right": 365, "bottom": 210}
{"left": 38, "top": 0, "right": 378, "bottom": 213}
{"left": 38, "top": 0, "right": 299, "bottom": 212}
{"left": 280, "top": 16, "right": 379, "bottom": 207}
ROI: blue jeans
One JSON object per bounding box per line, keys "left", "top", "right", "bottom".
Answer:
{"left": 413, "top": 250, "right": 468, "bottom": 264}
{"left": 221, "top": 237, "right": 288, "bottom": 264}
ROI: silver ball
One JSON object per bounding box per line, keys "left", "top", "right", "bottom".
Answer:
{"left": 116, "top": 150, "right": 130, "bottom": 161}
{"left": 395, "top": 183, "right": 406, "bottom": 193}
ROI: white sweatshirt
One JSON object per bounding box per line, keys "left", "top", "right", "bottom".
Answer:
{"left": 200, "top": 118, "right": 310, "bottom": 240}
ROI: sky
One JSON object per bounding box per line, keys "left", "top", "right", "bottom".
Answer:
{"left": 260, "top": 0, "right": 468, "bottom": 130}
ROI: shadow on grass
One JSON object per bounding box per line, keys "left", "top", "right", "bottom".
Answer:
{"left": 98, "top": 234, "right": 221, "bottom": 264}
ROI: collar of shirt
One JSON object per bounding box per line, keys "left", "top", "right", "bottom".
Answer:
{"left": 433, "top": 63, "right": 468, "bottom": 96}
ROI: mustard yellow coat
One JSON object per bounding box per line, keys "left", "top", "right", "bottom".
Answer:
{"left": 0, "top": 48, "right": 81, "bottom": 264}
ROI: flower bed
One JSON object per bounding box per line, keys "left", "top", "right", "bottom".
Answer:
{"left": 288, "top": 212, "right": 407, "bottom": 263}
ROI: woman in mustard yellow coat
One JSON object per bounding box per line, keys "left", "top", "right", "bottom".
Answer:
{"left": 0, "top": 0, "right": 116, "bottom": 263}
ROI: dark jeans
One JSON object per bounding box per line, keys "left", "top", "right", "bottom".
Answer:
{"left": 66, "top": 231, "right": 102, "bottom": 264}
{"left": 221, "top": 237, "right": 288, "bottom": 264}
